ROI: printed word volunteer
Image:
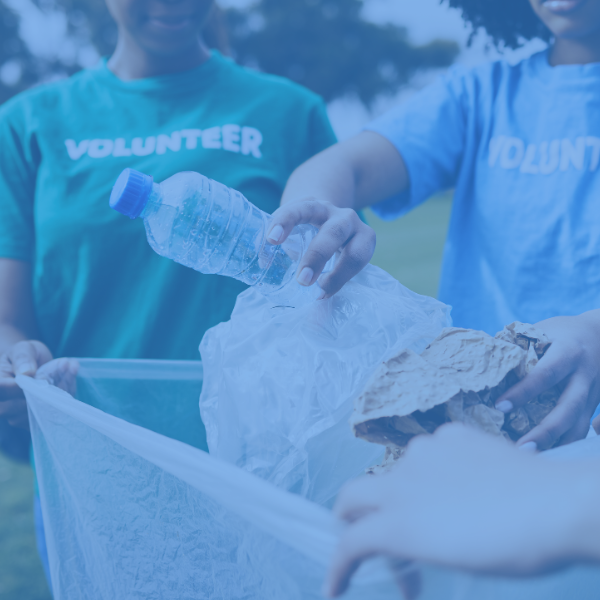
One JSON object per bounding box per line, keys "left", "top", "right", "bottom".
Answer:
{"left": 489, "top": 135, "right": 600, "bottom": 173}
{"left": 65, "top": 125, "right": 264, "bottom": 161}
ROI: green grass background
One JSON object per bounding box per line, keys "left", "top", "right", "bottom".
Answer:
{"left": 0, "top": 196, "right": 451, "bottom": 600}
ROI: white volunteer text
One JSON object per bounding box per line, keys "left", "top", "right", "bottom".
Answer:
{"left": 489, "top": 135, "right": 600, "bottom": 173}
{"left": 65, "top": 125, "right": 263, "bottom": 161}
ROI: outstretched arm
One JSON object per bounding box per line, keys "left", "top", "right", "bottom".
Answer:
{"left": 269, "top": 131, "right": 409, "bottom": 298}
{"left": 281, "top": 131, "right": 409, "bottom": 211}
{"left": 326, "top": 424, "right": 600, "bottom": 597}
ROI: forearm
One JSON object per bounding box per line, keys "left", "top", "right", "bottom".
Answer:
{"left": 0, "top": 323, "right": 34, "bottom": 459}
{"left": 0, "top": 258, "right": 38, "bottom": 355}
{"left": 281, "top": 131, "right": 409, "bottom": 211}
{"left": 281, "top": 148, "right": 358, "bottom": 209}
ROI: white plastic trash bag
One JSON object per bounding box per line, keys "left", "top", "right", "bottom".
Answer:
{"left": 199, "top": 264, "right": 451, "bottom": 504}
{"left": 20, "top": 361, "right": 600, "bottom": 600}
{"left": 20, "top": 360, "right": 399, "bottom": 600}
{"left": 19, "top": 266, "right": 452, "bottom": 600}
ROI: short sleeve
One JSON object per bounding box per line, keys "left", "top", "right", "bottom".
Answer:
{"left": 0, "top": 99, "right": 37, "bottom": 261}
{"left": 366, "top": 66, "right": 470, "bottom": 220}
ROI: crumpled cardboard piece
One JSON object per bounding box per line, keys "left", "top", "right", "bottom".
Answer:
{"left": 351, "top": 322, "right": 561, "bottom": 471}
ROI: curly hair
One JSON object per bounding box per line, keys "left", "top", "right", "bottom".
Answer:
{"left": 443, "top": 0, "right": 552, "bottom": 49}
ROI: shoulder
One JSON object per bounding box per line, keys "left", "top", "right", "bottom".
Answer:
{"left": 423, "top": 52, "right": 544, "bottom": 114}
{"left": 0, "top": 68, "right": 95, "bottom": 125}
{"left": 441, "top": 51, "right": 545, "bottom": 90}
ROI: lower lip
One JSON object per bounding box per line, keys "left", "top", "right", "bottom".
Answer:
{"left": 541, "top": 0, "right": 587, "bottom": 14}
{"left": 147, "top": 17, "right": 193, "bottom": 32}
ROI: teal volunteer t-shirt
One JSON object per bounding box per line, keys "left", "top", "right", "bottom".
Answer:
{"left": 0, "top": 51, "right": 336, "bottom": 360}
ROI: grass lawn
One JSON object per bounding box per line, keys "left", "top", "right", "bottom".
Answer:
{"left": 0, "top": 195, "right": 451, "bottom": 599}
{"left": 366, "top": 194, "right": 452, "bottom": 298}
{"left": 0, "top": 452, "right": 51, "bottom": 600}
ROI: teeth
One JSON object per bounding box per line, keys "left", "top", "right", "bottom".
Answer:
{"left": 544, "top": 0, "right": 577, "bottom": 8}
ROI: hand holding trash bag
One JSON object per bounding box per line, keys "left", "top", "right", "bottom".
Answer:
{"left": 0, "top": 341, "right": 52, "bottom": 430}
{"left": 496, "top": 309, "right": 600, "bottom": 450}
{"left": 0, "top": 343, "right": 79, "bottom": 430}
{"left": 325, "top": 424, "right": 600, "bottom": 598}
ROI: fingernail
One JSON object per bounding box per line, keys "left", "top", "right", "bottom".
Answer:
{"left": 297, "top": 267, "right": 314, "bottom": 286}
{"left": 519, "top": 441, "right": 537, "bottom": 452}
{"left": 495, "top": 400, "right": 513, "bottom": 414}
{"left": 317, "top": 291, "right": 328, "bottom": 300}
{"left": 268, "top": 225, "right": 284, "bottom": 244}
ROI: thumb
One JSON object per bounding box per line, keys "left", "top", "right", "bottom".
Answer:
{"left": 495, "top": 343, "right": 574, "bottom": 413}
{"left": 10, "top": 341, "right": 51, "bottom": 376}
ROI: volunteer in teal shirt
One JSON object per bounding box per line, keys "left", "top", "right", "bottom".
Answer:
{"left": 0, "top": 50, "right": 335, "bottom": 360}
{"left": 0, "top": 0, "right": 335, "bottom": 592}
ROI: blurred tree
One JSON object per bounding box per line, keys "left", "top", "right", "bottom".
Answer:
{"left": 0, "top": 0, "right": 459, "bottom": 108}
{"left": 0, "top": 2, "right": 37, "bottom": 104}
{"left": 226, "top": 0, "right": 459, "bottom": 106}
{"left": 0, "top": 0, "right": 83, "bottom": 104}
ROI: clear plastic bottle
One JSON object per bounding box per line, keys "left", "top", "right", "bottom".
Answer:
{"left": 110, "top": 168, "right": 328, "bottom": 305}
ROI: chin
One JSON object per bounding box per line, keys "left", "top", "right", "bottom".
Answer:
{"left": 141, "top": 34, "right": 202, "bottom": 58}
{"left": 548, "top": 20, "right": 600, "bottom": 38}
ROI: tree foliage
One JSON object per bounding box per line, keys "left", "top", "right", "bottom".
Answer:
{"left": 227, "top": 0, "right": 459, "bottom": 106}
{"left": 0, "top": 0, "right": 459, "bottom": 107}
{"left": 0, "top": 3, "right": 38, "bottom": 104}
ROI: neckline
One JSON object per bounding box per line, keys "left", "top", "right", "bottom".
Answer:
{"left": 91, "top": 50, "right": 229, "bottom": 94}
{"left": 529, "top": 48, "right": 600, "bottom": 84}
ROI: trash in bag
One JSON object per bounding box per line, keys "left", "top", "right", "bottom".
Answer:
{"left": 199, "top": 263, "right": 451, "bottom": 504}
{"left": 351, "top": 322, "right": 562, "bottom": 472}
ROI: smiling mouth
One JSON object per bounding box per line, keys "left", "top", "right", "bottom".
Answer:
{"left": 540, "top": 0, "right": 587, "bottom": 14}
{"left": 147, "top": 15, "right": 193, "bottom": 31}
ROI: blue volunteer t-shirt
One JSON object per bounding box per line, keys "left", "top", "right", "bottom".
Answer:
{"left": 367, "top": 50, "right": 600, "bottom": 335}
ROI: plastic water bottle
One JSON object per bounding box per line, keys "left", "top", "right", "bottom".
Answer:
{"left": 109, "top": 169, "right": 329, "bottom": 305}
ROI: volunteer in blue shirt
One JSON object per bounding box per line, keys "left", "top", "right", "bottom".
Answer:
{"left": 266, "top": 0, "right": 600, "bottom": 451}
{"left": 0, "top": 0, "right": 336, "bottom": 590}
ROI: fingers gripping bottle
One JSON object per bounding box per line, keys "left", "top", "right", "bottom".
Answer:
{"left": 110, "top": 169, "right": 329, "bottom": 306}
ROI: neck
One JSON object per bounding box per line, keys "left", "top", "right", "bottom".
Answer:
{"left": 550, "top": 32, "right": 600, "bottom": 66}
{"left": 107, "top": 31, "right": 211, "bottom": 80}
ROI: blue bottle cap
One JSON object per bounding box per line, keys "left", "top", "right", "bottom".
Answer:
{"left": 109, "top": 168, "right": 153, "bottom": 219}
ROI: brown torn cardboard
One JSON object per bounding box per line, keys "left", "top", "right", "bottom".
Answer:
{"left": 351, "top": 322, "right": 561, "bottom": 471}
